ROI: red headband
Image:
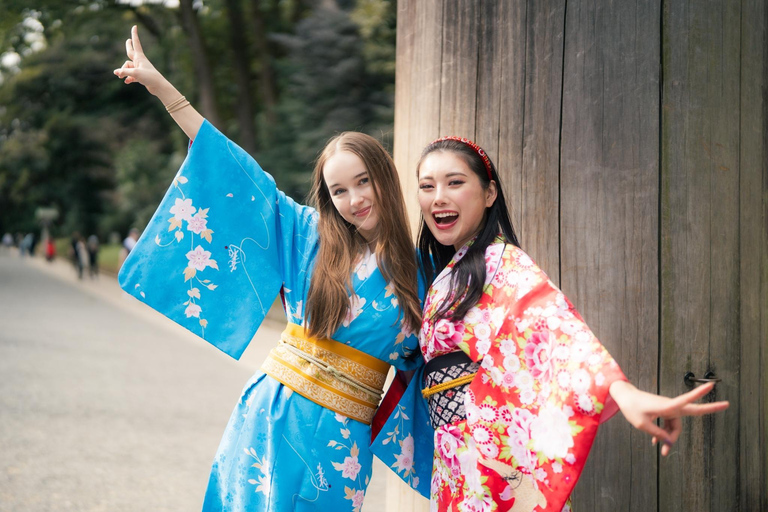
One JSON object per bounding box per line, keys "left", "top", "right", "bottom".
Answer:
{"left": 430, "top": 136, "right": 493, "bottom": 179}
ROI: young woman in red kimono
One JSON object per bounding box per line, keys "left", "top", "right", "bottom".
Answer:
{"left": 413, "top": 137, "right": 729, "bottom": 512}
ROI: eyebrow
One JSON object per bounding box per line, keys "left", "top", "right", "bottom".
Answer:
{"left": 328, "top": 171, "right": 368, "bottom": 189}
{"left": 419, "top": 171, "right": 467, "bottom": 180}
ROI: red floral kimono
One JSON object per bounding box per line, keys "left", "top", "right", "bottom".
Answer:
{"left": 418, "top": 238, "right": 627, "bottom": 512}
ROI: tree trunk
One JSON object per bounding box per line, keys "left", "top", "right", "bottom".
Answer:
{"left": 251, "top": 0, "right": 278, "bottom": 135}
{"left": 178, "top": 0, "right": 221, "bottom": 127}
{"left": 224, "top": 0, "right": 257, "bottom": 153}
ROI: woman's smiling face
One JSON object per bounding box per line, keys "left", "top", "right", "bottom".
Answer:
{"left": 417, "top": 151, "right": 497, "bottom": 250}
{"left": 323, "top": 150, "right": 379, "bottom": 241}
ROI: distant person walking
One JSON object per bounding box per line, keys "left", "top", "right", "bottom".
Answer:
{"left": 87, "top": 235, "right": 100, "bottom": 277}
{"left": 1, "top": 233, "right": 12, "bottom": 255}
{"left": 70, "top": 232, "right": 88, "bottom": 279}
{"left": 118, "top": 228, "right": 140, "bottom": 269}
{"left": 44, "top": 237, "right": 56, "bottom": 262}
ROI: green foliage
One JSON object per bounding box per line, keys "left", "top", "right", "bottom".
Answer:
{"left": 0, "top": 0, "right": 396, "bottom": 238}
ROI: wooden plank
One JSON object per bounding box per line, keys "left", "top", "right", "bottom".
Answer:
{"left": 660, "top": 1, "right": 741, "bottom": 510}
{"left": 474, "top": 0, "right": 504, "bottom": 161}
{"left": 559, "top": 1, "right": 660, "bottom": 510}
{"left": 438, "top": 0, "right": 478, "bottom": 138}
{"left": 392, "top": 0, "right": 418, "bottom": 233}
{"left": 739, "top": 0, "right": 768, "bottom": 508}
{"left": 395, "top": 0, "right": 444, "bottom": 234}
{"left": 517, "top": 0, "right": 566, "bottom": 283}
{"left": 492, "top": 0, "right": 527, "bottom": 264}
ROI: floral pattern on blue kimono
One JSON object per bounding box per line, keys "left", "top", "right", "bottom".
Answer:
{"left": 119, "top": 120, "right": 422, "bottom": 512}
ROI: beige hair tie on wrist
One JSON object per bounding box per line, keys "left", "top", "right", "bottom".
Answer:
{"left": 165, "top": 96, "right": 190, "bottom": 114}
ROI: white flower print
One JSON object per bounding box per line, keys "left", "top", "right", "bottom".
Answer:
{"left": 595, "top": 372, "right": 606, "bottom": 387}
{"left": 530, "top": 405, "right": 574, "bottom": 460}
{"left": 354, "top": 249, "right": 376, "bottom": 280}
{"left": 170, "top": 198, "right": 196, "bottom": 221}
{"left": 343, "top": 295, "right": 366, "bottom": 327}
{"left": 571, "top": 369, "right": 592, "bottom": 394}
{"left": 576, "top": 393, "right": 595, "bottom": 415}
{"left": 475, "top": 337, "right": 491, "bottom": 356}
{"left": 503, "top": 354, "right": 521, "bottom": 373}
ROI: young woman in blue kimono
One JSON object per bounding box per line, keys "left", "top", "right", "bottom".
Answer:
{"left": 373, "top": 137, "right": 730, "bottom": 512}
{"left": 114, "top": 27, "right": 423, "bottom": 512}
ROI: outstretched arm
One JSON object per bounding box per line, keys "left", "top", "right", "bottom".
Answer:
{"left": 113, "top": 25, "right": 204, "bottom": 140}
{"left": 609, "top": 380, "right": 729, "bottom": 456}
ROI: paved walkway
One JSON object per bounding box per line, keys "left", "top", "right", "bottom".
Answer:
{"left": 0, "top": 254, "right": 389, "bottom": 511}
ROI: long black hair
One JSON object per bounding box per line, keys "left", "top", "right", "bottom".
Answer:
{"left": 417, "top": 138, "right": 520, "bottom": 321}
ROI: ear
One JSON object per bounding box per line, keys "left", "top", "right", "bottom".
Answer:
{"left": 485, "top": 180, "right": 498, "bottom": 208}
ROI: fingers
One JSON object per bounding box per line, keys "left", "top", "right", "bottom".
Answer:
{"left": 663, "top": 382, "right": 716, "bottom": 411}
{"left": 131, "top": 25, "right": 144, "bottom": 54}
{"left": 677, "top": 400, "right": 730, "bottom": 417}
{"left": 125, "top": 38, "right": 134, "bottom": 60}
{"left": 639, "top": 419, "right": 671, "bottom": 444}
{"left": 113, "top": 66, "right": 137, "bottom": 80}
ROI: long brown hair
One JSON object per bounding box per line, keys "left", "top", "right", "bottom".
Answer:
{"left": 306, "top": 132, "right": 421, "bottom": 339}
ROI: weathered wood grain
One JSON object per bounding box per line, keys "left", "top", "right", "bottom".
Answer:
{"left": 660, "top": 1, "right": 741, "bottom": 510}
{"left": 739, "top": 0, "right": 768, "bottom": 509}
{"left": 559, "top": 1, "right": 660, "bottom": 510}
{"left": 516, "top": 0, "right": 565, "bottom": 282}
{"left": 438, "top": 0, "right": 478, "bottom": 138}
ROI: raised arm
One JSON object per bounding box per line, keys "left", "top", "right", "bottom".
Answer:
{"left": 114, "top": 25, "right": 204, "bottom": 140}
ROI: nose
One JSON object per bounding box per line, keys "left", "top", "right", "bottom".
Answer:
{"left": 349, "top": 189, "right": 365, "bottom": 207}
{"left": 432, "top": 184, "right": 448, "bottom": 206}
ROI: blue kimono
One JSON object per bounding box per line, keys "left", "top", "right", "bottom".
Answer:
{"left": 119, "top": 121, "right": 425, "bottom": 511}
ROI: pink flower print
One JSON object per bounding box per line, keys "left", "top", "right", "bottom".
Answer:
{"left": 340, "top": 456, "right": 362, "bottom": 479}
{"left": 501, "top": 370, "right": 516, "bottom": 389}
{"left": 393, "top": 436, "right": 415, "bottom": 475}
{"left": 351, "top": 490, "right": 365, "bottom": 508}
{"left": 186, "top": 245, "right": 217, "bottom": 271}
{"left": 435, "top": 425, "right": 463, "bottom": 469}
{"left": 524, "top": 330, "right": 555, "bottom": 383}
{"left": 187, "top": 212, "right": 208, "bottom": 234}
{"left": 432, "top": 318, "right": 465, "bottom": 352}
{"left": 170, "top": 198, "right": 196, "bottom": 221}
{"left": 184, "top": 303, "right": 202, "bottom": 318}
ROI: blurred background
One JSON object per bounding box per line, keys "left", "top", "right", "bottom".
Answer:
{"left": 0, "top": 1, "right": 403, "bottom": 511}
{"left": 0, "top": 0, "right": 397, "bottom": 264}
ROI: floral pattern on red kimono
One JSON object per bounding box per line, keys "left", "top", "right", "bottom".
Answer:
{"left": 420, "top": 239, "right": 627, "bottom": 512}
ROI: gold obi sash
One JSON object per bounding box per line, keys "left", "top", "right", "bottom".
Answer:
{"left": 260, "top": 323, "right": 389, "bottom": 425}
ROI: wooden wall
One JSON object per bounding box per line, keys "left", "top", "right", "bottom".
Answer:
{"left": 389, "top": 1, "right": 767, "bottom": 510}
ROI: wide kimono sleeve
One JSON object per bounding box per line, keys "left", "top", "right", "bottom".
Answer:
{"left": 368, "top": 268, "right": 434, "bottom": 498}
{"left": 456, "top": 244, "right": 628, "bottom": 510}
{"left": 118, "top": 120, "right": 318, "bottom": 360}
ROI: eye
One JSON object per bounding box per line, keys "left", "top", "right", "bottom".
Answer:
{"left": 359, "top": 177, "right": 370, "bottom": 185}
{"left": 332, "top": 188, "right": 346, "bottom": 196}
{"left": 418, "top": 183, "right": 434, "bottom": 190}
{"left": 448, "top": 179, "right": 465, "bottom": 186}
